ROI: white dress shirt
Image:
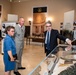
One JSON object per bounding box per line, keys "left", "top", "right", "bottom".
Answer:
{"left": 45, "top": 31, "right": 51, "bottom": 44}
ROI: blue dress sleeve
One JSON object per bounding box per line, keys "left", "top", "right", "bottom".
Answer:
{"left": 4, "top": 38, "right": 12, "bottom": 52}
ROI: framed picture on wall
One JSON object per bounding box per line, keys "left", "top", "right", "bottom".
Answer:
{"left": 32, "top": 6, "right": 47, "bottom": 36}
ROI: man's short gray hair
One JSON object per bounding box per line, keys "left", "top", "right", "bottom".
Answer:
{"left": 45, "top": 21, "right": 52, "bottom": 25}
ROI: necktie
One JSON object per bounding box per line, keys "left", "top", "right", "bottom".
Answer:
{"left": 46, "top": 32, "right": 50, "bottom": 50}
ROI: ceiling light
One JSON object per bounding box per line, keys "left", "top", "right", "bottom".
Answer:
{"left": 19, "top": 0, "right": 21, "bottom": 2}
{"left": 10, "top": 0, "right": 12, "bottom": 2}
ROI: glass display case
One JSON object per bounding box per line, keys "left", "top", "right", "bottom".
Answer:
{"left": 28, "top": 44, "right": 76, "bottom": 75}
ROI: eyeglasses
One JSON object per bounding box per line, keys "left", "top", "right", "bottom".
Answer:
{"left": 10, "top": 31, "right": 15, "bottom": 32}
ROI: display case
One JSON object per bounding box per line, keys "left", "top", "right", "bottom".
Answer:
{"left": 28, "top": 44, "right": 76, "bottom": 75}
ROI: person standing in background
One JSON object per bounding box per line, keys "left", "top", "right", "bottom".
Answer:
{"left": 3, "top": 26, "right": 16, "bottom": 75}
{"left": 44, "top": 21, "right": 72, "bottom": 56}
{"left": 14, "top": 17, "right": 25, "bottom": 75}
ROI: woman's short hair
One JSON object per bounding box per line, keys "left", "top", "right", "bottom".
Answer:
{"left": 5, "top": 26, "right": 15, "bottom": 34}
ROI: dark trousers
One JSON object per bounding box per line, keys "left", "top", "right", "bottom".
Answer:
{"left": 46, "top": 49, "right": 58, "bottom": 56}
{"left": 46, "top": 49, "right": 51, "bottom": 56}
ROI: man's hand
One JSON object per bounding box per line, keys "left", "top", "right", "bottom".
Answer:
{"left": 66, "top": 39, "right": 72, "bottom": 45}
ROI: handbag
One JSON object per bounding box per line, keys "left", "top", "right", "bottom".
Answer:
{"left": 8, "top": 54, "right": 17, "bottom": 61}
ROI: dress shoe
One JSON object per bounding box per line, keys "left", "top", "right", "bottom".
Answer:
{"left": 18, "top": 67, "right": 26, "bottom": 70}
{"left": 14, "top": 71, "right": 21, "bottom": 75}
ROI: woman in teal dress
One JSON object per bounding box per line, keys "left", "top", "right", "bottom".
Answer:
{"left": 3, "top": 26, "right": 16, "bottom": 75}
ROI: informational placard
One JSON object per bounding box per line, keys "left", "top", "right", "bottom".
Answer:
{"left": 7, "top": 14, "right": 18, "bottom": 22}
{"left": 63, "top": 10, "right": 74, "bottom": 30}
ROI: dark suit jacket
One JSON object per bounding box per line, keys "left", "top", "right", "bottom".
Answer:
{"left": 44, "top": 29, "right": 66, "bottom": 54}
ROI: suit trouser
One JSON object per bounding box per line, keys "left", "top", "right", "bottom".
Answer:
{"left": 14, "top": 42, "right": 24, "bottom": 72}
{"left": 46, "top": 49, "right": 58, "bottom": 56}
{"left": 46, "top": 50, "right": 51, "bottom": 56}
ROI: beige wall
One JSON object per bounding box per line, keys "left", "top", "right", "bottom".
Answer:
{"left": 0, "top": 0, "right": 75, "bottom": 30}
{"left": 0, "top": 0, "right": 11, "bottom": 29}
{"left": 0, "top": 0, "right": 11, "bottom": 21}
{"left": 11, "top": 0, "right": 76, "bottom": 30}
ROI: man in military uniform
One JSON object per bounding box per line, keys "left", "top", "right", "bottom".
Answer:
{"left": 14, "top": 17, "right": 25, "bottom": 75}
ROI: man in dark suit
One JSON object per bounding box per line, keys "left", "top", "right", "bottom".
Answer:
{"left": 44, "top": 21, "right": 72, "bottom": 56}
